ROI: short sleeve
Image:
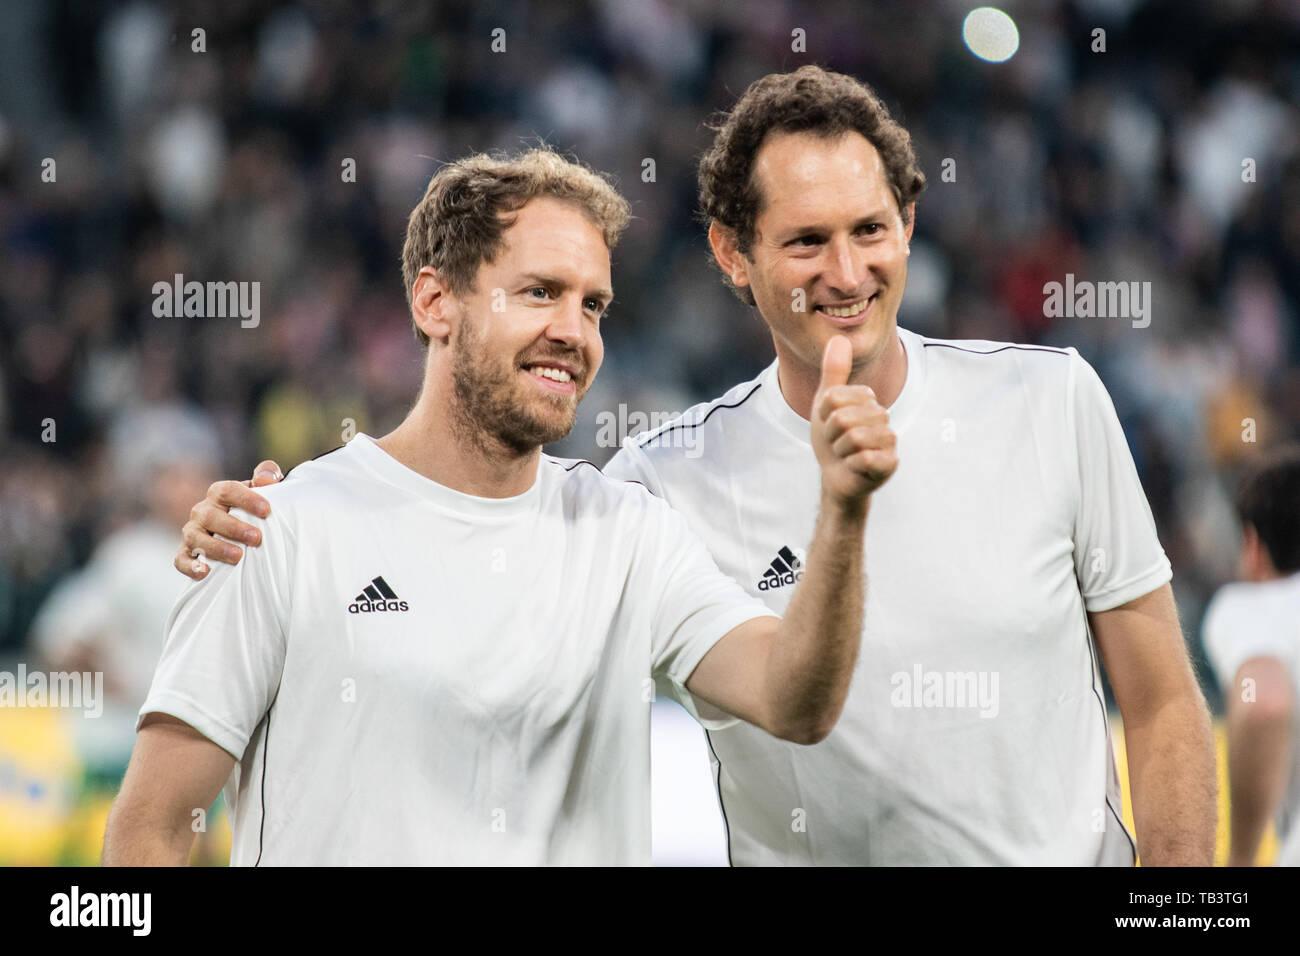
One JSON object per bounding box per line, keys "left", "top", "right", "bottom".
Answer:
{"left": 642, "top": 495, "right": 778, "bottom": 730}
{"left": 1203, "top": 583, "right": 1296, "bottom": 690}
{"left": 137, "top": 504, "right": 293, "bottom": 759}
{"left": 1069, "top": 352, "right": 1173, "bottom": 612}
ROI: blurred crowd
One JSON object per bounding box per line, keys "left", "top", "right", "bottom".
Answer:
{"left": 1, "top": 0, "right": 1298, "bottom": 723}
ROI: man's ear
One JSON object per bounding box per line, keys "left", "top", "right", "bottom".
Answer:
{"left": 903, "top": 203, "right": 916, "bottom": 246}
{"left": 708, "top": 221, "right": 752, "bottom": 291}
{"left": 412, "top": 266, "right": 454, "bottom": 344}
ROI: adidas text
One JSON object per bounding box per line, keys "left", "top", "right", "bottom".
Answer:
{"left": 758, "top": 570, "right": 804, "bottom": 591}
{"left": 349, "top": 599, "right": 409, "bottom": 614}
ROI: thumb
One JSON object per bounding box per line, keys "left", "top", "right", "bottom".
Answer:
{"left": 817, "top": 334, "right": 853, "bottom": 395}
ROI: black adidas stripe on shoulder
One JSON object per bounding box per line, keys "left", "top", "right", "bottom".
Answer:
{"left": 273, "top": 442, "right": 348, "bottom": 484}
{"left": 922, "top": 342, "right": 1071, "bottom": 357}
{"left": 304, "top": 443, "right": 347, "bottom": 466}
{"left": 558, "top": 457, "right": 650, "bottom": 492}
{"left": 561, "top": 458, "right": 649, "bottom": 491}
{"left": 631, "top": 380, "right": 764, "bottom": 447}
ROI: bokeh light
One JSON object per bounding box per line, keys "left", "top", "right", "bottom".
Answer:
{"left": 963, "top": 6, "right": 1020, "bottom": 62}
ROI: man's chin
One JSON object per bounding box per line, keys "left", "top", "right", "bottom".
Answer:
{"left": 834, "top": 315, "right": 896, "bottom": 363}
{"left": 534, "top": 413, "right": 577, "bottom": 447}
{"left": 502, "top": 397, "right": 579, "bottom": 449}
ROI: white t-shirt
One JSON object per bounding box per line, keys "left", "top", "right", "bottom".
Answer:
{"left": 33, "top": 521, "right": 188, "bottom": 770}
{"left": 605, "top": 326, "right": 1172, "bottom": 865}
{"left": 139, "top": 434, "right": 776, "bottom": 865}
{"left": 1203, "top": 571, "right": 1300, "bottom": 866}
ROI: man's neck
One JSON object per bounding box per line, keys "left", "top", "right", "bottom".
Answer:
{"left": 775, "top": 328, "right": 908, "bottom": 421}
{"left": 374, "top": 380, "right": 540, "bottom": 499}
{"left": 1248, "top": 566, "right": 1286, "bottom": 583}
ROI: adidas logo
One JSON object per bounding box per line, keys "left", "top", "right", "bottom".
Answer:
{"left": 757, "top": 546, "right": 805, "bottom": 591}
{"left": 348, "top": 576, "right": 410, "bottom": 614}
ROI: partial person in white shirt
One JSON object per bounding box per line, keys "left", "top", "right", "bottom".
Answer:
{"left": 104, "top": 147, "right": 895, "bottom": 865}
{"left": 604, "top": 65, "right": 1213, "bottom": 866}
{"left": 31, "top": 407, "right": 219, "bottom": 781}
{"left": 1204, "top": 446, "right": 1300, "bottom": 866}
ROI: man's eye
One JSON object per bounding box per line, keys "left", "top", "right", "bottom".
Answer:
{"left": 795, "top": 235, "right": 821, "bottom": 247}
{"left": 858, "top": 223, "right": 883, "bottom": 236}
{"left": 527, "top": 286, "right": 551, "bottom": 299}
{"left": 584, "top": 299, "right": 604, "bottom": 314}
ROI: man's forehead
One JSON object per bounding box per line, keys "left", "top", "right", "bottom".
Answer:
{"left": 753, "top": 130, "right": 891, "bottom": 214}
{"left": 498, "top": 198, "right": 612, "bottom": 282}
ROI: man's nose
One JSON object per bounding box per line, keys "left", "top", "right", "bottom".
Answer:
{"left": 824, "top": 235, "right": 864, "bottom": 295}
{"left": 546, "top": 295, "right": 587, "bottom": 347}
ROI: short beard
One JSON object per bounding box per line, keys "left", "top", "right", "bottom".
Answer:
{"left": 449, "top": 316, "right": 579, "bottom": 457}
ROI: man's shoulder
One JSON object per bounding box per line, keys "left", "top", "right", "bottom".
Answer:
{"left": 1202, "top": 574, "right": 1300, "bottom": 674}
{"left": 544, "top": 453, "right": 651, "bottom": 498}
{"left": 1204, "top": 580, "right": 1249, "bottom": 630}
{"left": 914, "top": 332, "right": 1088, "bottom": 412}
{"left": 639, "top": 371, "right": 768, "bottom": 441}
{"left": 1206, "top": 574, "right": 1300, "bottom": 629}
{"left": 233, "top": 444, "right": 364, "bottom": 523}
{"left": 918, "top": 332, "right": 1078, "bottom": 372}
{"left": 614, "top": 366, "right": 770, "bottom": 469}
{"left": 542, "top": 454, "right": 669, "bottom": 519}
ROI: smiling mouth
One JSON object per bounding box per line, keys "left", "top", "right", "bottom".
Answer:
{"left": 815, "top": 293, "right": 879, "bottom": 318}
{"left": 524, "top": 364, "right": 573, "bottom": 384}
{"left": 522, "top": 362, "right": 579, "bottom": 394}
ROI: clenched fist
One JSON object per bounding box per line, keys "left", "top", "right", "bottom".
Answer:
{"left": 810, "top": 335, "right": 899, "bottom": 509}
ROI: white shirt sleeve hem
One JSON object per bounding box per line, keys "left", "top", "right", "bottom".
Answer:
{"left": 1082, "top": 561, "right": 1173, "bottom": 613}
{"left": 663, "top": 607, "right": 780, "bottom": 731}
{"left": 137, "top": 691, "right": 250, "bottom": 760}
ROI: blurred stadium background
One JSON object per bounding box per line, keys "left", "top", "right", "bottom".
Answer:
{"left": 0, "top": 0, "right": 1296, "bottom": 864}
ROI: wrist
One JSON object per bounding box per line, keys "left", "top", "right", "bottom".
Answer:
{"left": 820, "top": 486, "right": 871, "bottom": 522}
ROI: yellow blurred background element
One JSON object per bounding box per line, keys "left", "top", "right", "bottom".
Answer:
{"left": 1112, "top": 718, "right": 1274, "bottom": 866}
{"left": 0, "top": 706, "right": 230, "bottom": 865}
{"left": 0, "top": 706, "right": 1272, "bottom": 866}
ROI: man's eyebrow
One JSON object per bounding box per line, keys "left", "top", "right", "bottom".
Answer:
{"left": 777, "top": 210, "right": 893, "bottom": 241}
{"left": 518, "top": 273, "right": 612, "bottom": 303}
{"left": 518, "top": 272, "right": 563, "bottom": 288}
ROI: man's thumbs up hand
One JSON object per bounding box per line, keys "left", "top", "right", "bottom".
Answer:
{"left": 811, "top": 335, "right": 898, "bottom": 509}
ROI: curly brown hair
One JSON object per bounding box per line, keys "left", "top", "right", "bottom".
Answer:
{"left": 401, "top": 148, "right": 631, "bottom": 346}
{"left": 698, "top": 66, "right": 927, "bottom": 304}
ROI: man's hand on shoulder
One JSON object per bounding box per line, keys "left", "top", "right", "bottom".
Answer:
{"left": 173, "top": 459, "right": 284, "bottom": 581}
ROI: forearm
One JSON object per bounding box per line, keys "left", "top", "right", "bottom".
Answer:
{"left": 763, "top": 493, "right": 868, "bottom": 743}
{"left": 103, "top": 716, "right": 234, "bottom": 866}
{"left": 102, "top": 804, "right": 196, "bottom": 866}
{"left": 1123, "top": 692, "right": 1217, "bottom": 866}
{"left": 1226, "top": 713, "right": 1292, "bottom": 865}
